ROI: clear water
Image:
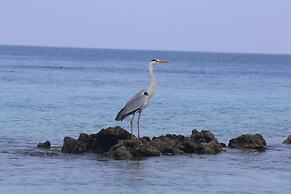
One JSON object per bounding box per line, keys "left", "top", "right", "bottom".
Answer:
{"left": 0, "top": 45, "right": 291, "bottom": 194}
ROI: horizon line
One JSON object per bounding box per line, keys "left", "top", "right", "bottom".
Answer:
{"left": 0, "top": 43, "right": 290, "bottom": 57}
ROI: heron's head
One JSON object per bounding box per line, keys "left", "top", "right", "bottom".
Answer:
{"left": 150, "top": 58, "right": 169, "bottom": 65}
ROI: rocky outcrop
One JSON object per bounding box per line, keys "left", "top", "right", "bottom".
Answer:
{"left": 37, "top": 140, "right": 51, "bottom": 149}
{"left": 62, "top": 137, "right": 87, "bottom": 153}
{"left": 78, "top": 126, "right": 133, "bottom": 153}
{"left": 60, "top": 126, "right": 222, "bottom": 160}
{"left": 228, "top": 134, "right": 267, "bottom": 151}
{"left": 108, "top": 137, "right": 160, "bottom": 160}
{"left": 150, "top": 129, "right": 222, "bottom": 155}
{"left": 283, "top": 135, "right": 291, "bottom": 144}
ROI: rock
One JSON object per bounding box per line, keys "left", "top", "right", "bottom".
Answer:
{"left": 108, "top": 138, "right": 160, "bottom": 160}
{"left": 283, "top": 135, "right": 291, "bottom": 144}
{"left": 62, "top": 126, "right": 132, "bottom": 154}
{"left": 202, "top": 141, "right": 222, "bottom": 154}
{"left": 62, "top": 137, "right": 87, "bottom": 153}
{"left": 110, "top": 146, "right": 133, "bottom": 160}
{"left": 94, "top": 126, "right": 132, "bottom": 151}
{"left": 37, "top": 140, "right": 51, "bottom": 149}
{"left": 179, "top": 139, "right": 204, "bottom": 153}
{"left": 81, "top": 126, "right": 133, "bottom": 154}
{"left": 78, "top": 133, "right": 92, "bottom": 142}
{"left": 220, "top": 143, "right": 227, "bottom": 148}
{"left": 151, "top": 135, "right": 185, "bottom": 154}
{"left": 151, "top": 130, "right": 222, "bottom": 155}
{"left": 228, "top": 134, "right": 267, "bottom": 151}
{"left": 61, "top": 126, "right": 222, "bottom": 160}
{"left": 191, "top": 129, "right": 216, "bottom": 143}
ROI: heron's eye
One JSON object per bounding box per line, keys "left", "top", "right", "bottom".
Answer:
{"left": 151, "top": 59, "right": 158, "bottom": 62}
{"left": 143, "top": 92, "right": 148, "bottom": 96}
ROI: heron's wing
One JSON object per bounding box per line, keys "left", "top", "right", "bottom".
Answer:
{"left": 115, "top": 90, "right": 148, "bottom": 121}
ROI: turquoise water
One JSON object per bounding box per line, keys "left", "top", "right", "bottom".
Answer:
{"left": 0, "top": 45, "right": 291, "bottom": 194}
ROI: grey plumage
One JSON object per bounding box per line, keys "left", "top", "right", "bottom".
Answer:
{"left": 115, "top": 58, "right": 168, "bottom": 138}
{"left": 115, "top": 90, "right": 148, "bottom": 121}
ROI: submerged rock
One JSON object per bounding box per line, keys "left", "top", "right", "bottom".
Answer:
{"left": 283, "top": 135, "right": 291, "bottom": 144}
{"left": 228, "top": 134, "right": 267, "bottom": 151}
{"left": 37, "top": 140, "right": 51, "bottom": 149}
{"left": 61, "top": 126, "right": 222, "bottom": 160}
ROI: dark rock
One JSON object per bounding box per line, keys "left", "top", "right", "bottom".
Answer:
{"left": 283, "top": 135, "right": 291, "bottom": 144}
{"left": 110, "top": 146, "right": 133, "bottom": 160}
{"left": 151, "top": 130, "right": 222, "bottom": 155}
{"left": 62, "top": 137, "right": 87, "bottom": 153}
{"left": 141, "top": 136, "right": 151, "bottom": 142}
{"left": 151, "top": 134, "right": 185, "bottom": 154}
{"left": 89, "top": 126, "right": 133, "bottom": 153}
{"left": 180, "top": 139, "right": 203, "bottom": 153}
{"left": 65, "top": 126, "right": 134, "bottom": 154}
{"left": 220, "top": 143, "right": 227, "bottom": 148}
{"left": 77, "top": 133, "right": 94, "bottom": 151}
{"left": 61, "top": 126, "right": 132, "bottom": 154}
{"left": 61, "top": 126, "right": 222, "bottom": 160}
{"left": 191, "top": 129, "right": 216, "bottom": 143}
{"left": 37, "top": 140, "right": 51, "bottom": 149}
{"left": 228, "top": 134, "right": 267, "bottom": 151}
{"left": 202, "top": 141, "right": 222, "bottom": 154}
{"left": 78, "top": 133, "right": 92, "bottom": 142}
{"left": 108, "top": 137, "right": 160, "bottom": 160}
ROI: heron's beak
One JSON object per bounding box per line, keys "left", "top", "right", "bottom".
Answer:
{"left": 158, "top": 60, "right": 169, "bottom": 64}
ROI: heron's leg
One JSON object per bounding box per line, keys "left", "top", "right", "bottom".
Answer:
{"left": 130, "top": 114, "right": 135, "bottom": 136}
{"left": 137, "top": 111, "right": 141, "bottom": 138}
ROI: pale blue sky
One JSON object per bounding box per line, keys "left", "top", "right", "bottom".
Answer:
{"left": 0, "top": 0, "right": 290, "bottom": 54}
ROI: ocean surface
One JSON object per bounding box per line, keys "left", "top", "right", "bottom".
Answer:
{"left": 0, "top": 45, "right": 291, "bottom": 194}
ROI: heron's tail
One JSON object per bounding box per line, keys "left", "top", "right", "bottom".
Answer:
{"left": 115, "top": 107, "right": 125, "bottom": 121}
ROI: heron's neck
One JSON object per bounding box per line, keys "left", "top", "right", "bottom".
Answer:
{"left": 148, "top": 63, "right": 157, "bottom": 99}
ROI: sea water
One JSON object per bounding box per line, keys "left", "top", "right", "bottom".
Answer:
{"left": 0, "top": 45, "right": 291, "bottom": 194}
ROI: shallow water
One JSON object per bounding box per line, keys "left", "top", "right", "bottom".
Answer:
{"left": 0, "top": 45, "right": 291, "bottom": 194}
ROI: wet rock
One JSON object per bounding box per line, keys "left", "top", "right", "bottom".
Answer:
{"left": 220, "top": 143, "right": 227, "bottom": 148}
{"left": 78, "top": 133, "right": 92, "bottom": 143}
{"left": 191, "top": 129, "right": 216, "bottom": 143}
{"left": 81, "top": 126, "right": 133, "bottom": 154}
{"left": 228, "top": 134, "right": 267, "bottom": 151}
{"left": 179, "top": 139, "right": 204, "bottom": 153}
{"left": 151, "top": 135, "right": 185, "bottom": 154}
{"left": 62, "top": 137, "right": 87, "bottom": 153}
{"left": 30, "top": 146, "right": 62, "bottom": 157}
{"left": 202, "top": 141, "right": 222, "bottom": 154}
{"left": 61, "top": 126, "right": 222, "bottom": 160}
{"left": 151, "top": 130, "right": 222, "bottom": 155}
{"left": 110, "top": 145, "right": 133, "bottom": 160}
{"left": 141, "top": 136, "right": 151, "bottom": 142}
{"left": 108, "top": 137, "right": 160, "bottom": 160}
{"left": 94, "top": 126, "right": 132, "bottom": 152}
{"left": 283, "top": 135, "right": 291, "bottom": 144}
{"left": 62, "top": 126, "right": 132, "bottom": 154}
{"left": 37, "top": 140, "right": 51, "bottom": 149}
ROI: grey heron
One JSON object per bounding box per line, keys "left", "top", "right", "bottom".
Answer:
{"left": 115, "top": 58, "right": 168, "bottom": 138}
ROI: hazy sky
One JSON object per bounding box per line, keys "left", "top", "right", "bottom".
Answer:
{"left": 0, "top": 0, "right": 290, "bottom": 54}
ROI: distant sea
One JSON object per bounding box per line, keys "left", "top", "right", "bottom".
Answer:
{"left": 0, "top": 45, "right": 291, "bottom": 194}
